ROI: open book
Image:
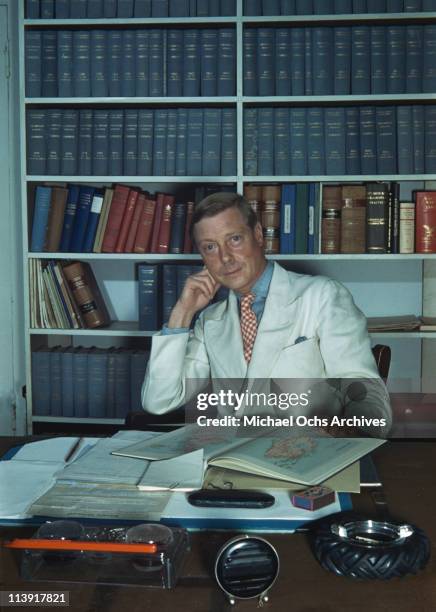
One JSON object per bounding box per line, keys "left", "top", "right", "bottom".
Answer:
{"left": 113, "top": 425, "right": 385, "bottom": 487}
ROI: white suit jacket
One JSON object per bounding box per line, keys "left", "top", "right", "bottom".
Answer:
{"left": 142, "top": 263, "right": 392, "bottom": 434}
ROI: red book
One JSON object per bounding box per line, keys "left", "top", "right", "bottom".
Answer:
{"left": 157, "top": 199, "right": 175, "bottom": 254}
{"left": 183, "top": 201, "right": 195, "bottom": 253}
{"left": 124, "top": 193, "right": 146, "bottom": 253}
{"left": 133, "top": 198, "right": 156, "bottom": 253}
{"left": 149, "top": 193, "right": 166, "bottom": 253}
{"left": 115, "top": 189, "right": 139, "bottom": 253}
{"left": 415, "top": 191, "right": 436, "bottom": 253}
{"left": 101, "top": 185, "right": 130, "bottom": 253}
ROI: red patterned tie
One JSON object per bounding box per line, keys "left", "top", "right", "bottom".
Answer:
{"left": 240, "top": 293, "right": 257, "bottom": 363}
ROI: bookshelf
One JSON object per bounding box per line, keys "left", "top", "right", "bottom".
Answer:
{"left": 19, "top": 0, "right": 436, "bottom": 432}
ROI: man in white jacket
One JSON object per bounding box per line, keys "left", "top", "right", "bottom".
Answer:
{"left": 142, "top": 192, "right": 392, "bottom": 436}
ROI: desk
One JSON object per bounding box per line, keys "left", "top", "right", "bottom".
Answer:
{"left": 1, "top": 438, "right": 436, "bottom": 612}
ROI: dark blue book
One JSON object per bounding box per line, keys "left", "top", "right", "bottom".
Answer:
{"left": 183, "top": 29, "right": 200, "bottom": 96}
{"left": 138, "top": 264, "right": 159, "bottom": 330}
{"left": 274, "top": 107, "right": 290, "bottom": 175}
{"left": 27, "top": 110, "right": 47, "bottom": 175}
{"left": 423, "top": 0, "right": 436, "bottom": 9}
{"left": 280, "top": 183, "right": 296, "bottom": 254}
{"left": 413, "top": 105, "right": 425, "bottom": 174}
{"left": 305, "top": 28, "right": 313, "bottom": 94}
{"left": 78, "top": 109, "right": 93, "bottom": 176}
{"left": 243, "top": 29, "right": 257, "bottom": 96}
{"left": 313, "top": 0, "right": 332, "bottom": 12}
{"left": 72, "top": 348, "right": 88, "bottom": 418}
{"left": 114, "top": 349, "right": 131, "bottom": 419}
{"left": 386, "top": 0, "right": 403, "bottom": 9}
{"left": 90, "top": 30, "right": 108, "bottom": 97}
{"left": 123, "top": 109, "right": 138, "bottom": 175}
{"left": 334, "top": 27, "right": 351, "bottom": 95}
{"left": 82, "top": 191, "right": 104, "bottom": 252}
{"left": 87, "top": 0, "right": 104, "bottom": 17}
{"left": 151, "top": 0, "right": 169, "bottom": 15}
{"left": 244, "top": 0, "right": 261, "bottom": 14}
{"left": 290, "top": 108, "right": 308, "bottom": 175}
{"left": 202, "top": 109, "right": 222, "bottom": 175}
{"left": 46, "top": 109, "right": 62, "bottom": 175}
{"left": 108, "top": 30, "right": 122, "bottom": 97}
{"left": 49, "top": 347, "right": 62, "bottom": 417}
{"left": 41, "top": 31, "right": 57, "bottom": 97}
{"left": 59, "top": 184, "right": 80, "bottom": 251}
{"left": 134, "top": 0, "right": 152, "bottom": 15}
{"left": 169, "top": 205, "right": 187, "bottom": 254}
{"left": 189, "top": 0, "right": 197, "bottom": 13}
{"left": 275, "top": 28, "right": 292, "bottom": 95}
{"left": 167, "top": 29, "right": 183, "bottom": 97}
{"left": 425, "top": 106, "right": 436, "bottom": 172}
{"left": 87, "top": 348, "right": 108, "bottom": 418}
{"left": 262, "top": 0, "right": 280, "bottom": 14}
{"left": 70, "top": 0, "right": 87, "bottom": 17}
{"left": 367, "top": 0, "right": 385, "bottom": 9}
{"left": 31, "top": 349, "right": 51, "bottom": 416}
{"left": 153, "top": 109, "right": 168, "bottom": 175}
{"left": 117, "top": 0, "right": 135, "bottom": 16}
{"left": 25, "top": 31, "right": 42, "bottom": 97}
{"left": 397, "top": 106, "right": 414, "bottom": 174}
{"left": 196, "top": 0, "right": 209, "bottom": 14}
{"left": 69, "top": 186, "right": 96, "bottom": 251}
{"left": 243, "top": 108, "right": 258, "bottom": 176}
{"left": 175, "top": 108, "right": 188, "bottom": 176}
{"left": 121, "top": 30, "right": 136, "bottom": 97}
{"left": 351, "top": 26, "right": 370, "bottom": 94}
{"left": 60, "top": 348, "right": 74, "bottom": 417}
{"left": 104, "top": 0, "right": 117, "bottom": 16}
{"left": 221, "top": 108, "right": 237, "bottom": 175}
{"left": 169, "top": 0, "right": 189, "bottom": 14}
{"left": 280, "top": 0, "right": 296, "bottom": 12}
{"left": 220, "top": 0, "right": 236, "bottom": 15}
{"left": 258, "top": 108, "right": 274, "bottom": 175}
{"left": 92, "top": 109, "right": 109, "bottom": 175}
{"left": 61, "top": 109, "right": 79, "bottom": 175}
{"left": 345, "top": 107, "right": 360, "bottom": 174}
{"left": 201, "top": 29, "right": 218, "bottom": 96}
{"left": 109, "top": 109, "right": 124, "bottom": 176}
{"left": 137, "top": 109, "right": 154, "bottom": 176}
{"left": 335, "top": 0, "right": 352, "bottom": 11}
{"left": 307, "top": 182, "right": 318, "bottom": 254}
{"left": 257, "top": 28, "right": 275, "bottom": 95}
{"left": 359, "top": 106, "right": 377, "bottom": 174}
{"left": 406, "top": 26, "right": 423, "bottom": 93}
{"left": 423, "top": 26, "right": 436, "bottom": 93}
{"left": 135, "top": 30, "right": 150, "bottom": 97}
{"left": 296, "top": 0, "right": 312, "bottom": 12}
{"left": 295, "top": 183, "right": 309, "bottom": 253}
{"left": 370, "top": 26, "right": 386, "bottom": 94}
{"left": 325, "top": 107, "right": 346, "bottom": 175}
{"left": 217, "top": 28, "right": 236, "bottom": 96}
{"left": 313, "top": 27, "right": 334, "bottom": 95}
{"left": 149, "top": 29, "right": 165, "bottom": 96}
{"left": 57, "top": 31, "right": 73, "bottom": 97}
{"left": 30, "top": 186, "right": 52, "bottom": 251}
{"left": 166, "top": 109, "right": 178, "bottom": 175}
{"left": 106, "top": 348, "right": 116, "bottom": 418}
{"left": 307, "top": 107, "right": 324, "bottom": 175}
{"left": 290, "top": 28, "right": 305, "bottom": 95}
{"left": 73, "top": 31, "right": 91, "bottom": 97}
{"left": 404, "top": 0, "right": 421, "bottom": 9}
{"left": 187, "top": 108, "right": 203, "bottom": 175}
{"left": 387, "top": 26, "right": 406, "bottom": 93}
{"left": 40, "top": 0, "right": 54, "bottom": 18}
{"left": 353, "top": 0, "right": 367, "bottom": 11}
{"left": 376, "top": 106, "right": 397, "bottom": 174}
{"left": 26, "top": 0, "right": 40, "bottom": 18}
{"left": 130, "top": 350, "right": 149, "bottom": 412}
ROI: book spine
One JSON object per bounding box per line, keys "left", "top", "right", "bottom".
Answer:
{"left": 27, "top": 110, "right": 47, "bottom": 175}
{"left": 130, "top": 351, "right": 149, "bottom": 412}
{"left": 295, "top": 183, "right": 309, "bottom": 254}
{"left": 243, "top": 108, "right": 258, "bottom": 176}
{"left": 304, "top": 28, "right": 313, "bottom": 95}
{"left": 169, "top": 0, "right": 189, "bottom": 15}
{"left": 307, "top": 107, "right": 323, "bottom": 175}
{"left": 376, "top": 106, "right": 397, "bottom": 174}
{"left": 387, "top": 25, "right": 406, "bottom": 94}
{"left": 280, "top": 183, "right": 296, "bottom": 254}
{"left": 244, "top": 0, "right": 262, "bottom": 14}
{"left": 151, "top": 0, "right": 169, "bottom": 16}
{"left": 46, "top": 109, "right": 62, "bottom": 176}
{"left": 137, "top": 109, "right": 154, "bottom": 176}
{"left": 221, "top": 0, "right": 236, "bottom": 15}
{"left": 290, "top": 28, "right": 305, "bottom": 95}
{"left": 406, "top": 26, "right": 423, "bottom": 93}
{"left": 87, "top": 349, "right": 108, "bottom": 418}
{"left": 157, "top": 202, "right": 174, "bottom": 253}
{"left": 425, "top": 106, "right": 436, "bottom": 173}
{"left": 133, "top": 198, "right": 156, "bottom": 253}
{"left": 257, "top": 28, "right": 275, "bottom": 95}
{"left": 366, "top": 183, "right": 389, "bottom": 253}
{"left": 30, "top": 186, "right": 52, "bottom": 252}
{"left": 115, "top": 189, "right": 139, "bottom": 252}
{"left": 183, "top": 29, "right": 201, "bottom": 96}
{"left": 49, "top": 348, "right": 62, "bottom": 417}
{"left": 345, "top": 107, "right": 361, "bottom": 175}
{"left": 352, "top": 25, "right": 370, "bottom": 94}
{"left": 123, "top": 109, "right": 138, "bottom": 176}
{"left": 175, "top": 108, "right": 188, "bottom": 176}
{"left": 386, "top": 0, "right": 403, "bottom": 9}
{"left": 125, "top": 192, "right": 146, "bottom": 253}
{"left": 325, "top": 108, "right": 346, "bottom": 176}
{"left": 352, "top": 0, "right": 367, "bottom": 11}
{"left": 221, "top": 108, "right": 237, "bottom": 176}
{"left": 69, "top": 186, "right": 96, "bottom": 252}
{"left": 217, "top": 28, "right": 236, "bottom": 96}
{"left": 341, "top": 207, "right": 366, "bottom": 253}
{"left": 25, "top": 31, "right": 42, "bottom": 97}
{"left": 135, "top": 30, "right": 149, "bottom": 97}
{"left": 390, "top": 182, "right": 400, "bottom": 254}
{"left": 399, "top": 202, "right": 415, "bottom": 253}
{"left": 60, "top": 349, "right": 74, "bottom": 417}
{"left": 106, "top": 348, "right": 116, "bottom": 418}
{"left": 165, "top": 109, "right": 178, "bottom": 176}
{"left": 138, "top": 264, "right": 160, "bottom": 330}
{"left": 183, "top": 201, "right": 195, "bottom": 253}
{"left": 82, "top": 192, "right": 104, "bottom": 253}
{"left": 87, "top": 0, "right": 104, "bottom": 17}
{"left": 201, "top": 29, "right": 218, "bottom": 96}
{"left": 31, "top": 349, "right": 51, "bottom": 416}
{"left": 187, "top": 108, "right": 203, "bottom": 176}
{"left": 313, "top": 27, "right": 334, "bottom": 95}
{"left": 108, "top": 109, "right": 124, "bottom": 176}
{"left": 41, "top": 31, "right": 57, "bottom": 96}
{"left": 70, "top": 0, "right": 87, "bottom": 17}
{"left": 359, "top": 106, "right": 377, "bottom": 174}
{"left": 60, "top": 109, "right": 78, "bottom": 176}
{"left": 59, "top": 184, "right": 80, "bottom": 252}
{"left": 167, "top": 29, "right": 183, "bottom": 96}
{"left": 275, "top": 28, "right": 291, "bottom": 96}
{"left": 202, "top": 109, "right": 222, "bottom": 176}
{"left": 114, "top": 350, "right": 131, "bottom": 419}
{"left": 153, "top": 109, "right": 168, "bottom": 176}
{"left": 121, "top": 30, "right": 136, "bottom": 97}
{"left": 334, "top": 27, "right": 351, "bottom": 95}
{"left": 169, "top": 202, "right": 187, "bottom": 254}
{"left": 57, "top": 30, "right": 73, "bottom": 97}
{"left": 258, "top": 108, "right": 274, "bottom": 175}
{"left": 117, "top": 0, "right": 135, "bottom": 16}
{"left": 78, "top": 109, "right": 93, "bottom": 176}
{"left": 92, "top": 109, "right": 109, "bottom": 176}
{"left": 274, "top": 107, "right": 291, "bottom": 176}
{"left": 101, "top": 184, "right": 131, "bottom": 252}
{"left": 321, "top": 186, "right": 342, "bottom": 254}
{"left": 90, "top": 30, "right": 108, "bottom": 97}
{"left": 108, "top": 30, "right": 122, "bottom": 97}
{"left": 73, "top": 348, "right": 88, "bottom": 418}
{"left": 370, "top": 26, "right": 387, "bottom": 94}
{"left": 63, "top": 261, "right": 110, "bottom": 328}
{"left": 413, "top": 105, "right": 425, "bottom": 174}
{"left": 262, "top": 0, "right": 280, "bottom": 13}
{"left": 397, "top": 106, "right": 414, "bottom": 174}
{"left": 415, "top": 192, "right": 436, "bottom": 253}
{"left": 26, "top": 0, "right": 40, "bottom": 18}
{"left": 335, "top": 0, "right": 352, "bottom": 11}
{"left": 45, "top": 187, "right": 68, "bottom": 252}
{"left": 73, "top": 31, "right": 91, "bottom": 97}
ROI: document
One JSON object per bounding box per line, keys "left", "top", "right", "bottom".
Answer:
{"left": 137, "top": 449, "right": 205, "bottom": 492}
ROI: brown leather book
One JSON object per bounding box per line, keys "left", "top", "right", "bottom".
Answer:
{"left": 133, "top": 197, "right": 156, "bottom": 253}
{"left": 114, "top": 189, "right": 140, "bottom": 253}
{"left": 52, "top": 261, "right": 84, "bottom": 329}
{"left": 101, "top": 184, "right": 130, "bottom": 253}
{"left": 340, "top": 185, "right": 366, "bottom": 254}
{"left": 157, "top": 196, "right": 176, "bottom": 254}
{"left": 62, "top": 261, "right": 110, "bottom": 329}
{"left": 125, "top": 193, "right": 146, "bottom": 253}
{"left": 414, "top": 191, "right": 436, "bottom": 253}
{"left": 44, "top": 187, "right": 68, "bottom": 252}
{"left": 183, "top": 201, "right": 195, "bottom": 253}
{"left": 244, "top": 184, "right": 263, "bottom": 222}
{"left": 321, "top": 185, "right": 342, "bottom": 254}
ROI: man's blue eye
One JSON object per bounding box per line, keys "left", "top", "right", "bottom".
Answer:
{"left": 231, "top": 235, "right": 241, "bottom": 243}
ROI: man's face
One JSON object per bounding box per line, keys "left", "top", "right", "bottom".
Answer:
{"left": 194, "top": 207, "right": 266, "bottom": 294}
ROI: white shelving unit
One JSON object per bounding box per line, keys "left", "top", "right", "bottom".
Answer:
{"left": 19, "top": 1, "right": 436, "bottom": 432}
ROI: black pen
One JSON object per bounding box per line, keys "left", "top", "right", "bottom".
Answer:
{"left": 64, "top": 437, "right": 83, "bottom": 463}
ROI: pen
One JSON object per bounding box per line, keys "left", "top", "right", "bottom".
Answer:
{"left": 64, "top": 437, "right": 83, "bottom": 463}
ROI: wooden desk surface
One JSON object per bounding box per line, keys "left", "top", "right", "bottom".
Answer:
{"left": 0, "top": 438, "right": 435, "bottom": 612}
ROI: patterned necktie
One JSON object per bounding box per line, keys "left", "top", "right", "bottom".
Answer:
{"left": 240, "top": 293, "right": 257, "bottom": 363}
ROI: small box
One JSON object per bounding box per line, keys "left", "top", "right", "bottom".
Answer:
{"left": 291, "top": 486, "right": 335, "bottom": 511}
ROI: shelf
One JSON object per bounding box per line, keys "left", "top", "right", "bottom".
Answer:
{"left": 29, "top": 321, "right": 155, "bottom": 337}
{"left": 243, "top": 12, "right": 436, "bottom": 24}
{"left": 244, "top": 175, "right": 436, "bottom": 182}
{"left": 25, "top": 97, "right": 238, "bottom": 105}
{"left": 25, "top": 175, "right": 238, "bottom": 183}
{"left": 28, "top": 253, "right": 436, "bottom": 261}
{"left": 244, "top": 94, "right": 436, "bottom": 104}
{"left": 24, "top": 17, "right": 238, "bottom": 26}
